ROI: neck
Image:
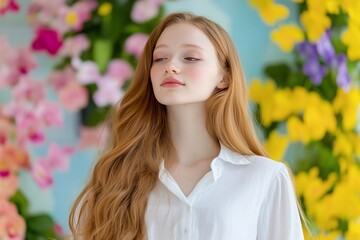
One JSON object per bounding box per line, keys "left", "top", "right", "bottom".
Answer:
{"left": 166, "top": 103, "right": 220, "bottom": 167}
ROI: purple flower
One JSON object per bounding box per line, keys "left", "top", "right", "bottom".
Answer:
{"left": 303, "top": 58, "right": 327, "bottom": 85}
{"left": 316, "top": 31, "right": 336, "bottom": 66}
{"left": 336, "top": 54, "right": 351, "bottom": 91}
{"left": 297, "top": 41, "right": 318, "bottom": 59}
{"left": 297, "top": 41, "right": 327, "bottom": 85}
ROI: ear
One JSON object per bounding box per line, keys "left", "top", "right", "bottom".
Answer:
{"left": 216, "top": 76, "right": 229, "bottom": 89}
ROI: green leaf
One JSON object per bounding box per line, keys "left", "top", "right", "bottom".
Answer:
{"left": 264, "top": 63, "right": 291, "bottom": 88}
{"left": 93, "top": 38, "right": 113, "bottom": 73}
{"left": 26, "top": 214, "right": 55, "bottom": 235}
{"left": 9, "top": 190, "right": 29, "bottom": 217}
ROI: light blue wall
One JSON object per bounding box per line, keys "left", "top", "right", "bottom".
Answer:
{"left": 0, "top": 0, "right": 297, "bottom": 233}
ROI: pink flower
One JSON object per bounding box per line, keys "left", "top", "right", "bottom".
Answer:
{"left": 93, "top": 77, "right": 123, "bottom": 107}
{"left": 0, "top": 199, "right": 26, "bottom": 240}
{"left": 105, "top": 59, "right": 133, "bottom": 86}
{"left": 54, "top": 224, "right": 64, "bottom": 236}
{"left": 0, "top": 173, "right": 18, "bottom": 199}
{"left": 0, "top": 37, "right": 21, "bottom": 87}
{"left": 59, "top": 34, "right": 90, "bottom": 57}
{"left": 16, "top": 111, "right": 45, "bottom": 145}
{"left": 72, "top": 57, "right": 100, "bottom": 84}
{"left": 131, "top": 0, "right": 159, "bottom": 23}
{"left": 15, "top": 48, "right": 37, "bottom": 74}
{"left": 0, "top": 118, "right": 11, "bottom": 145}
{"left": 35, "top": 101, "right": 63, "bottom": 127}
{"left": 46, "top": 143, "right": 74, "bottom": 171}
{"left": 0, "top": 0, "right": 19, "bottom": 16}
{"left": 31, "top": 27, "right": 63, "bottom": 56}
{"left": 0, "top": 144, "right": 30, "bottom": 173}
{"left": 59, "top": 81, "right": 88, "bottom": 111}
{"left": 12, "top": 77, "right": 46, "bottom": 103}
{"left": 60, "top": 1, "right": 96, "bottom": 31}
{"left": 125, "top": 33, "right": 148, "bottom": 58}
{"left": 30, "top": 159, "right": 53, "bottom": 189}
{"left": 0, "top": 144, "right": 30, "bottom": 172}
{"left": 48, "top": 66, "right": 76, "bottom": 92}
{"left": 28, "top": 0, "right": 70, "bottom": 34}
{"left": 78, "top": 123, "right": 110, "bottom": 149}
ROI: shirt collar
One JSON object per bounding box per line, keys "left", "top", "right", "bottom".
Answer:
{"left": 217, "top": 143, "right": 251, "bottom": 165}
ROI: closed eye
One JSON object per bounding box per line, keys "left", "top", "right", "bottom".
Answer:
{"left": 184, "top": 57, "right": 200, "bottom": 62}
{"left": 153, "top": 58, "right": 167, "bottom": 63}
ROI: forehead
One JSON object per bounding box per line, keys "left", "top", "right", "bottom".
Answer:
{"left": 155, "top": 23, "right": 216, "bottom": 53}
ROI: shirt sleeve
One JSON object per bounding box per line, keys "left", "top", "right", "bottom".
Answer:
{"left": 257, "top": 163, "right": 304, "bottom": 240}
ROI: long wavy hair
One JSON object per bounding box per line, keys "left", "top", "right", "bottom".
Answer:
{"left": 68, "top": 12, "right": 268, "bottom": 239}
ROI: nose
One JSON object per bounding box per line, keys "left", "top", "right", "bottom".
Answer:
{"left": 165, "top": 62, "right": 180, "bottom": 74}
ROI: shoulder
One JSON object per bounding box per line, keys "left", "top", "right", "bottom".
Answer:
{"left": 245, "top": 155, "right": 287, "bottom": 171}
{"left": 242, "top": 154, "right": 289, "bottom": 178}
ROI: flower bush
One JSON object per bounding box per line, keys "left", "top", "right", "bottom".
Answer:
{"left": 249, "top": 0, "right": 360, "bottom": 239}
{"left": 28, "top": 0, "right": 165, "bottom": 147}
{"left": 1, "top": 0, "right": 164, "bottom": 238}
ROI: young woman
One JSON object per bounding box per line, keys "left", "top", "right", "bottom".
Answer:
{"left": 69, "top": 12, "right": 305, "bottom": 240}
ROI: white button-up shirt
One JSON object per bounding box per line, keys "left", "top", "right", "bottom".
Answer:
{"left": 145, "top": 144, "right": 304, "bottom": 240}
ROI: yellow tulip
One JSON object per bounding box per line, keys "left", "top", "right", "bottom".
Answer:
{"left": 271, "top": 24, "right": 304, "bottom": 52}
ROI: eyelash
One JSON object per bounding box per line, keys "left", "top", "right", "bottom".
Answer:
{"left": 153, "top": 58, "right": 167, "bottom": 63}
{"left": 184, "top": 57, "right": 199, "bottom": 62}
{"left": 153, "top": 57, "right": 200, "bottom": 63}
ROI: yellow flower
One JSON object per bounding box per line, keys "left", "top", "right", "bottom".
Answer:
{"left": 264, "top": 131, "right": 289, "bottom": 161}
{"left": 248, "top": 79, "right": 276, "bottom": 104}
{"left": 303, "top": 102, "right": 334, "bottom": 141}
{"left": 65, "top": 11, "right": 78, "bottom": 26}
{"left": 300, "top": 10, "right": 331, "bottom": 42}
{"left": 346, "top": 220, "right": 360, "bottom": 240}
{"left": 333, "top": 132, "right": 353, "bottom": 157}
{"left": 333, "top": 88, "right": 360, "bottom": 130}
{"left": 292, "top": 87, "right": 309, "bottom": 113}
{"left": 348, "top": 133, "right": 360, "bottom": 156}
{"left": 249, "top": 0, "right": 272, "bottom": 9}
{"left": 315, "top": 231, "right": 341, "bottom": 240}
{"left": 287, "top": 116, "right": 310, "bottom": 143}
{"left": 341, "top": 0, "right": 360, "bottom": 13}
{"left": 271, "top": 89, "right": 293, "bottom": 122}
{"left": 325, "top": 0, "right": 341, "bottom": 14}
{"left": 260, "top": 101, "right": 275, "bottom": 127}
{"left": 348, "top": 4, "right": 360, "bottom": 26}
{"left": 341, "top": 22, "right": 360, "bottom": 60}
{"left": 307, "top": 0, "right": 327, "bottom": 13}
{"left": 271, "top": 24, "right": 304, "bottom": 52}
{"left": 258, "top": 3, "right": 290, "bottom": 25}
{"left": 295, "top": 168, "right": 336, "bottom": 209}
{"left": 98, "top": 2, "right": 113, "bottom": 16}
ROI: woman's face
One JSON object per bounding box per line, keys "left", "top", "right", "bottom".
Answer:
{"left": 150, "top": 23, "right": 224, "bottom": 106}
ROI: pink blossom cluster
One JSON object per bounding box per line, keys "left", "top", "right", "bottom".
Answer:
{"left": 70, "top": 57, "right": 133, "bottom": 107}
{"left": 0, "top": 37, "right": 74, "bottom": 189}
{"left": 131, "top": 0, "right": 165, "bottom": 23}
{"left": 28, "top": 0, "right": 95, "bottom": 56}
{"left": 0, "top": 199, "right": 25, "bottom": 240}
{"left": 0, "top": 0, "right": 19, "bottom": 16}
{"left": 0, "top": 132, "right": 28, "bottom": 239}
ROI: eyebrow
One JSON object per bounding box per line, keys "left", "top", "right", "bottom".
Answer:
{"left": 154, "top": 43, "right": 205, "bottom": 51}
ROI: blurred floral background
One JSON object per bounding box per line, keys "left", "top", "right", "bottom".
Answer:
{"left": 249, "top": 0, "right": 360, "bottom": 239}
{"left": 0, "top": 0, "right": 359, "bottom": 239}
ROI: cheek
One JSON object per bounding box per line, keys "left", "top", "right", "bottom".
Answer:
{"left": 187, "top": 66, "right": 220, "bottom": 85}
{"left": 150, "top": 66, "right": 157, "bottom": 83}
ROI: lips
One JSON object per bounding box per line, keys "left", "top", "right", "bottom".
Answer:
{"left": 160, "top": 77, "right": 185, "bottom": 86}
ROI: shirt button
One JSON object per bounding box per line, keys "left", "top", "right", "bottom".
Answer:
{"left": 184, "top": 228, "right": 188, "bottom": 234}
